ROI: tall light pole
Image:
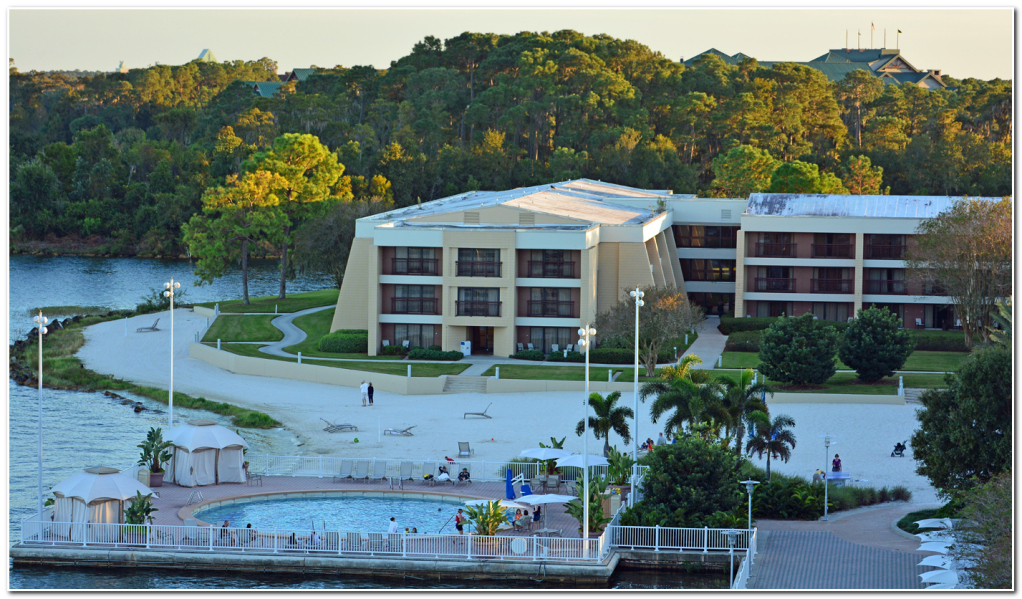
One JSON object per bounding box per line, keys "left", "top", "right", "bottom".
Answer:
{"left": 577, "top": 324, "right": 596, "bottom": 542}
{"left": 628, "top": 288, "right": 644, "bottom": 480}
{"left": 724, "top": 529, "right": 739, "bottom": 586}
{"left": 165, "top": 278, "right": 181, "bottom": 428}
{"left": 820, "top": 434, "right": 835, "bottom": 521}
{"left": 33, "top": 311, "right": 48, "bottom": 521}
{"left": 740, "top": 479, "right": 759, "bottom": 530}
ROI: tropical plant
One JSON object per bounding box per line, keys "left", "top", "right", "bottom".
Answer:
{"left": 564, "top": 476, "right": 614, "bottom": 534}
{"left": 987, "top": 297, "right": 1012, "bottom": 348}
{"left": 606, "top": 446, "right": 637, "bottom": 486}
{"left": 137, "top": 427, "right": 174, "bottom": 474}
{"left": 744, "top": 412, "right": 797, "bottom": 480}
{"left": 657, "top": 353, "right": 710, "bottom": 384}
{"left": 639, "top": 377, "right": 729, "bottom": 440}
{"left": 717, "top": 368, "right": 773, "bottom": 455}
{"left": 538, "top": 436, "right": 566, "bottom": 475}
{"left": 462, "top": 500, "right": 507, "bottom": 536}
{"left": 124, "top": 491, "right": 159, "bottom": 525}
{"left": 839, "top": 306, "right": 915, "bottom": 382}
{"left": 575, "top": 391, "right": 634, "bottom": 457}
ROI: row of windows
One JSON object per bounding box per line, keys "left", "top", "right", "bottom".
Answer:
{"left": 674, "top": 226, "right": 740, "bottom": 248}
{"left": 680, "top": 259, "right": 736, "bottom": 282}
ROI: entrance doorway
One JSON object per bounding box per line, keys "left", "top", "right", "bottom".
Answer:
{"left": 468, "top": 327, "right": 494, "bottom": 355}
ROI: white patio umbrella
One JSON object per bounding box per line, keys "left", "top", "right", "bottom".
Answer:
{"left": 920, "top": 570, "right": 960, "bottom": 585}
{"left": 51, "top": 466, "right": 153, "bottom": 504}
{"left": 556, "top": 454, "right": 609, "bottom": 468}
{"left": 923, "top": 583, "right": 962, "bottom": 590}
{"left": 918, "top": 555, "right": 955, "bottom": 569}
{"left": 919, "top": 541, "right": 952, "bottom": 554}
{"left": 518, "top": 494, "right": 578, "bottom": 505}
{"left": 168, "top": 419, "right": 249, "bottom": 450}
{"left": 915, "top": 518, "right": 955, "bottom": 530}
{"left": 519, "top": 448, "right": 571, "bottom": 460}
{"left": 916, "top": 532, "right": 955, "bottom": 543}
{"left": 465, "top": 499, "right": 530, "bottom": 510}
{"left": 166, "top": 420, "right": 249, "bottom": 486}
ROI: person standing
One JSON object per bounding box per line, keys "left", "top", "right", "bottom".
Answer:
{"left": 454, "top": 509, "right": 467, "bottom": 535}
{"left": 367, "top": 382, "right": 374, "bottom": 406}
{"left": 832, "top": 454, "right": 842, "bottom": 472}
{"left": 360, "top": 380, "right": 369, "bottom": 407}
{"left": 656, "top": 433, "right": 666, "bottom": 446}
{"left": 387, "top": 517, "right": 398, "bottom": 534}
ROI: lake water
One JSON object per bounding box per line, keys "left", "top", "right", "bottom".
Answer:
{"left": 7, "top": 255, "right": 724, "bottom": 589}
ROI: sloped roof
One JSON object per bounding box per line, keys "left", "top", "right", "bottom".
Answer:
{"left": 197, "top": 49, "right": 217, "bottom": 63}
{"left": 759, "top": 61, "right": 873, "bottom": 82}
{"left": 252, "top": 81, "right": 284, "bottom": 97}
{"left": 289, "top": 67, "right": 316, "bottom": 82}
{"left": 809, "top": 49, "right": 888, "bottom": 63}
{"left": 683, "top": 48, "right": 744, "bottom": 67}
{"left": 746, "top": 193, "right": 1003, "bottom": 219}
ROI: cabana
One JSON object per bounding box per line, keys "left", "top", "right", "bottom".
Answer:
{"left": 50, "top": 466, "right": 153, "bottom": 542}
{"left": 165, "top": 420, "right": 249, "bottom": 487}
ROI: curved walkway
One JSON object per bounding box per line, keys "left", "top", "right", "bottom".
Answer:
{"left": 681, "top": 316, "right": 725, "bottom": 369}
{"left": 258, "top": 305, "right": 332, "bottom": 358}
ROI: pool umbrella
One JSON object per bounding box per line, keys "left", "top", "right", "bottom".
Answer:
{"left": 918, "top": 541, "right": 951, "bottom": 554}
{"left": 518, "top": 494, "right": 577, "bottom": 505}
{"left": 519, "top": 448, "right": 570, "bottom": 460}
{"left": 916, "top": 532, "right": 955, "bottom": 543}
{"left": 915, "top": 518, "right": 955, "bottom": 530}
{"left": 920, "top": 570, "right": 960, "bottom": 585}
{"left": 51, "top": 466, "right": 153, "bottom": 543}
{"left": 465, "top": 499, "right": 529, "bottom": 510}
{"left": 555, "top": 455, "right": 609, "bottom": 468}
{"left": 506, "top": 468, "right": 515, "bottom": 499}
{"left": 918, "top": 555, "right": 955, "bottom": 569}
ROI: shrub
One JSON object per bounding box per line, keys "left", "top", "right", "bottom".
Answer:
{"left": 891, "top": 486, "right": 912, "bottom": 502}
{"left": 840, "top": 306, "right": 915, "bottom": 382}
{"left": 724, "top": 330, "right": 762, "bottom": 352}
{"left": 758, "top": 314, "right": 840, "bottom": 386}
{"left": 720, "top": 312, "right": 851, "bottom": 335}
{"left": 910, "top": 330, "right": 971, "bottom": 352}
{"left": 427, "top": 344, "right": 442, "bottom": 351}
{"left": 407, "top": 348, "right": 464, "bottom": 361}
{"left": 589, "top": 348, "right": 673, "bottom": 364}
{"left": 751, "top": 479, "right": 826, "bottom": 520}
{"left": 380, "top": 344, "right": 407, "bottom": 356}
{"left": 317, "top": 330, "right": 369, "bottom": 353}
{"left": 511, "top": 349, "right": 545, "bottom": 361}
{"left": 546, "top": 350, "right": 584, "bottom": 363}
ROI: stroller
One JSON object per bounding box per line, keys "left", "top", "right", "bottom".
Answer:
{"left": 891, "top": 441, "right": 907, "bottom": 457}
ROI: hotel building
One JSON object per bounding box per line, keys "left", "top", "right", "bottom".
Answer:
{"left": 332, "top": 180, "right": 998, "bottom": 356}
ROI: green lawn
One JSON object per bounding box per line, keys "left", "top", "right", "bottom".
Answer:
{"left": 480, "top": 364, "right": 643, "bottom": 381}
{"left": 201, "top": 315, "right": 284, "bottom": 343}
{"left": 667, "top": 332, "right": 698, "bottom": 357}
{"left": 711, "top": 370, "right": 948, "bottom": 394}
{"left": 195, "top": 289, "right": 339, "bottom": 314}
{"left": 720, "top": 350, "right": 968, "bottom": 373}
{"left": 720, "top": 352, "right": 850, "bottom": 370}
{"left": 272, "top": 307, "right": 400, "bottom": 360}
{"left": 208, "top": 343, "right": 469, "bottom": 377}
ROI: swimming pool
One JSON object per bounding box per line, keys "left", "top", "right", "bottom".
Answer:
{"left": 194, "top": 494, "right": 469, "bottom": 534}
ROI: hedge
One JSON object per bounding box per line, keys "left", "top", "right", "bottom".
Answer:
{"left": 589, "top": 348, "right": 674, "bottom": 364}
{"left": 720, "top": 314, "right": 851, "bottom": 335}
{"left": 724, "top": 330, "right": 762, "bottom": 352}
{"left": 910, "top": 330, "right": 970, "bottom": 352}
{"left": 511, "top": 350, "right": 545, "bottom": 361}
{"left": 546, "top": 350, "right": 585, "bottom": 363}
{"left": 407, "top": 348, "right": 464, "bottom": 361}
{"left": 317, "top": 330, "right": 369, "bottom": 353}
{"left": 380, "top": 345, "right": 407, "bottom": 356}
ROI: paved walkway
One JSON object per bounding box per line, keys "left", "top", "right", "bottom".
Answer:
{"left": 681, "top": 316, "right": 725, "bottom": 369}
{"left": 259, "top": 305, "right": 332, "bottom": 358}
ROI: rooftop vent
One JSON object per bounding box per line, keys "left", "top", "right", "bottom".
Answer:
{"left": 464, "top": 211, "right": 479, "bottom": 224}
{"left": 721, "top": 209, "right": 732, "bottom": 221}
{"left": 519, "top": 213, "right": 535, "bottom": 226}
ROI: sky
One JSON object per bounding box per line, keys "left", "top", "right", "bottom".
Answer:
{"left": 7, "top": 7, "right": 1015, "bottom": 81}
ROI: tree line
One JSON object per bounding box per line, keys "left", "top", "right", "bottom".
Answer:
{"left": 9, "top": 30, "right": 1012, "bottom": 256}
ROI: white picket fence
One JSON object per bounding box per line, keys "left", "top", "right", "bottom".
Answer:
{"left": 731, "top": 529, "right": 757, "bottom": 589}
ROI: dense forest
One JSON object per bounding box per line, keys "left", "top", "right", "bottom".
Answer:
{"left": 9, "top": 31, "right": 1012, "bottom": 256}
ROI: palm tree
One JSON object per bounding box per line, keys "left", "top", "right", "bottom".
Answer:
{"left": 657, "top": 353, "right": 711, "bottom": 384}
{"left": 744, "top": 411, "right": 797, "bottom": 480}
{"left": 718, "top": 369, "right": 774, "bottom": 456}
{"left": 575, "top": 391, "right": 634, "bottom": 457}
{"left": 639, "top": 377, "right": 730, "bottom": 441}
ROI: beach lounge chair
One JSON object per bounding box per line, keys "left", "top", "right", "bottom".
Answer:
{"left": 387, "top": 533, "right": 403, "bottom": 552}
{"left": 367, "top": 532, "right": 386, "bottom": 552}
{"left": 136, "top": 318, "right": 160, "bottom": 333}
{"left": 382, "top": 340, "right": 390, "bottom": 347}
{"left": 551, "top": 344, "right": 559, "bottom": 352}
{"left": 399, "top": 461, "right": 413, "bottom": 481}
{"left": 352, "top": 460, "right": 370, "bottom": 483}
{"left": 384, "top": 425, "right": 416, "bottom": 436}
{"left": 455, "top": 464, "right": 473, "bottom": 486}
{"left": 421, "top": 461, "right": 437, "bottom": 486}
{"left": 321, "top": 419, "right": 357, "bottom": 433}
{"left": 368, "top": 461, "right": 387, "bottom": 484}
{"left": 458, "top": 442, "right": 474, "bottom": 458}
{"left": 345, "top": 532, "right": 363, "bottom": 551}
{"left": 517, "top": 343, "right": 524, "bottom": 352}
{"left": 463, "top": 402, "right": 492, "bottom": 419}
{"left": 333, "top": 459, "right": 353, "bottom": 483}
{"left": 527, "top": 343, "right": 534, "bottom": 351}
{"left": 402, "top": 340, "right": 410, "bottom": 349}
{"left": 565, "top": 344, "right": 573, "bottom": 352}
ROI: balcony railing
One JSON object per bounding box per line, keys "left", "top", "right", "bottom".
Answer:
{"left": 455, "top": 301, "right": 501, "bottom": 317}
{"left": 526, "top": 260, "right": 576, "bottom": 278}
{"left": 811, "top": 278, "right": 853, "bottom": 293}
{"left": 753, "top": 278, "right": 795, "bottom": 292}
{"left": 390, "top": 298, "right": 438, "bottom": 315}
{"left": 526, "top": 300, "right": 577, "bottom": 318}
{"left": 456, "top": 261, "right": 502, "bottom": 277}
{"left": 865, "top": 280, "right": 907, "bottom": 294}
{"left": 755, "top": 243, "right": 797, "bottom": 257}
{"left": 391, "top": 258, "right": 439, "bottom": 276}
{"left": 866, "top": 245, "right": 906, "bottom": 260}
{"left": 811, "top": 244, "right": 854, "bottom": 258}
{"left": 923, "top": 283, "right": 949, "bottom": 296}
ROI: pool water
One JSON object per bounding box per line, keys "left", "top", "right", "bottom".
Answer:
{"left": 196, "top": 495, "right": 467, "bottom": 534}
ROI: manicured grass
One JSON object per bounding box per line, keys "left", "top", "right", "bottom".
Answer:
{"left": 667, "top": 332, "right": 698, "bottom": 356}
{"left": 278, "top": 308, "right": 400, "bottom": 360}
{"left": 711, "top": 370, "right": 948, "bottom": 394}
{"left": 902, "top": 351, "right": 970, "bottom": 372}
{"left": 195, "top": 289, "right": 339, "bottom": 314}
{"left": 720, "top": 352, "right": 850, "bottom": 370}
{"left": 201, "top": 315, "right": 284, "bottom": 343}
{"left": 897, "top": 508, "right": 943, "bottom": 534}
{"left": 211, "top": 343, "right": 469, "bottom": 377}
{"left": 480, "top": 364, "right": 636, "bottom": 381}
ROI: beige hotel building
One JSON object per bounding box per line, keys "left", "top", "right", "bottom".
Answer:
{"left": 332, "top": 179, "right": 998, "bottom": 357}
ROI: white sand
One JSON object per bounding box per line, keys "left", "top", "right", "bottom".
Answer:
{"left": 79, "top": 309, "right": 940, "bottom": 504}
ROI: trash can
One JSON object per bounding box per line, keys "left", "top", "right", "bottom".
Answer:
{"left": 460, "top": 340, "right": 472, "bottom": 356}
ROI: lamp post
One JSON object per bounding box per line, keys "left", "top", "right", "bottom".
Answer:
{"left": 164, "top": 278, "right": 181, "bottom": 428}
{"left": 33, "top": 311, "right": 49, "bottom": 521}
{"left": 577, "top": 324, "right": 596, "bottom": 542}
{"left": 724, "top": 529, "right": 739, "bottom": 586}
{"left": 819, "top": 434, "right": 835, "bottom": 521}
{"left": 628, "top": 288, "right": 644, "bottom": 477}
{"left": 740, "top": 479, "right": 759, "bottom": 530}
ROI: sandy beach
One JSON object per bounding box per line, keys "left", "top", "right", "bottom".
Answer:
{"left": 79, "top": 308, "right": 940, "bottom": 504}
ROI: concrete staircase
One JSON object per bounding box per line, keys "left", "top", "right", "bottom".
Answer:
{"left": 903, "top": 388, "right": 925, "bottom": 403}
{"left": 442, "top": 375, "right": 489, "bottom": 394}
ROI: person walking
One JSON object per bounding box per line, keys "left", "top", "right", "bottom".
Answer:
{"left": 360, "top": 380, "right": 369, "bottom": 407}
{"left": 387, "top": 517, "right": 398, "bottom": 534}
{"left": 367, "top": 382, "right": 374, "bottom": 406}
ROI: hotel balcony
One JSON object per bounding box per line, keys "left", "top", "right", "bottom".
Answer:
{"left": 811, "top": 278, "right": 854, "bottom": 293}
{"left": 455, "top": 301, "right": 501, "bottom": 317}
{"left": 390, "top": 298, "right": 439, "bottom": 315}
{"left": 456, "top": 261, "right": 502, "bottom": 277}
{"left": 811, "top": 244, "right": 854, "bottom": 258}
{"left": 865, "top": 280, "right": 907, "bottom": 294}
{"left": 866, "top": 245, "right": 906, "bottom": 260}
{"left": 755, "top": 243, "right": 797, "bottom": 257}
{"left": 753, "top": 278, "right": 795, "bottom": 292}
{"left": 525, "top": 260, "right": 576, "bottom": 279}
{"left": 391, "top": 258, "right": 439, "bottom": 276}
{"left": 525, "top": 300, "right": 577, "bottom": 318}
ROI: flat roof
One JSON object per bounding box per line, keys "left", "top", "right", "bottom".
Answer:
{"left": 746, "top": 194, "right": 1006, "bottom": 218}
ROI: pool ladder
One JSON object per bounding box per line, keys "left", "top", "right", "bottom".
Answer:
{"left": 186, "top": 490, "right": 205, "bottom": 506}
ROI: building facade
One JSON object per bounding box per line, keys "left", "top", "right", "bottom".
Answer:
{"left": 334, "top": 182, "right": 999, "bottom": 357}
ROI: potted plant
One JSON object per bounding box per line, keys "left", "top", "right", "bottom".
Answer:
{"left": 137, "top": 427, "right": 173, "bottom": 487}
{"left": 564, "top": 476, "right": 614, "bottom": 537}
{"left": 462, "top": 500, "right": 511, "bottom": 554}
{"left": 538, "top": 437, "right": 566, "bottom": 475}
{"left": 122, "top": 491, "right": 158, "bottom": 544}
{"left": 606, "top": 446, "right": 636, "bottom": 496}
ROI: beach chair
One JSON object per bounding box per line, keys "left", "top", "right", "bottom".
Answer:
{"left": 517, "top": 343, "right": 524, "bottom": 352}
{"left": 915, "top": 318, "right": 924, "bottom": 328}
{"left": 565, "top": 344, "right": 573, "bottom": 352}
{"left": 527, "top": 343, "right": 534, "bottom": 351}
{"left": 382, "top": 340, "right": 390, "bottom": 347}
{"left": 367, "top": 532, "right": 386, "bottom": 552}
{"left": 547, "top": 474, "right": 561, "bottom": 493}
{"left": 421, "top": 461, "right": 437, "bottom": 486}
{"left": 455, "top": 464, "right": 473, "bottom": 486}
{"left": 333, "top": 459, "right": 353, "bottom": 483}
{"left": 136, "top": 318, "right": 160, "bottom": 333}
{"left": 458, "top": 442, "right": 474, "bottom": 457}
{"left": 387, "top": 533, "right": 403, "bottom": 552}
{"left": 352, "top": 460, "right": 370, "bottom": 483}
{"left": 463, "top": 402, "right": 492, "bottom": 419}
{"left": 384, "top": 425, "right": 416, "bottom": 436}
{"left": 402, "top": 340, "right": 410, "bottom": 349}
{"left": 551, "top": 344, "right": 559, "bottom": 352}
{"left": 368, "top": 461, "right": 387, "bottom": 484}
{"left": 399, "top": 461, "right": 413, "bottom": 482}
{"left": 345, "top": 532, "right": 363, "bottom": 551}
{"left": 322, "top": 419, "right": 357, "bottom": 433}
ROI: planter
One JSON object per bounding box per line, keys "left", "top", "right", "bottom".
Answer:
{"left": 149, "top": 471, "right": 164, "bottom": 487}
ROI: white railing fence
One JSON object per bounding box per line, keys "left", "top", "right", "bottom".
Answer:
{"left": 731, "top": 528, "right": 757, "bottom": 589}
{"left": 20, "top": 517, "right": 602, "bottom": 563}
{"left": 608, "top": 525, "right": 753, "bottom": 553}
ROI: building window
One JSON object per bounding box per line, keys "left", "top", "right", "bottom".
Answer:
{"left": 754, "top": 266, "right": 793, "bottom": 292}
{"left": 393, "top": 247, "right": 438, "bottom": 275}
{"left": 866, "top": 234, "right": 906, "bottom": 259}
{"left": 812, "top": 302, "right": 851, "bottom": 322}
{"left": 530, "top": 327, "right": 573, "bottom": 354}
{"left": 456, "top": 288, "right": 500, "bottom": 316}
{"left": 673, "top": 225, "right": 739, "bottom": 248}
{"left": 457, "top": 248, "right": 501, "bottom": 277}
{"left": 527, "top": 250, "right": 575, "bottom": 278}
{"left": 756, "top": 301, "right": 792, "bottom": 318}
{"left": 393, "top": 285, "right": 437, "bottom": 314}
{"left": 866, "top": 268, "right": 907, "bottom": 294}
{"left": 755, "top": 232, "right": 796, "bottom": 257}
{"left": 528, "top": 288, "right": 575, "bottom": 317}
{"left": 811, "top": 267, "right": 852, "bottom": 293}
{"left": 394, "top": 324, "right": 435, "bottom": 349}
{"left": 812, "top": 233, "right": 853, "bottom": 258}
{"left": 680, "top": 259, "right": 736, "bottom": 282}
{"left": 687, "top": 292, "right": 733, "bottom": 316}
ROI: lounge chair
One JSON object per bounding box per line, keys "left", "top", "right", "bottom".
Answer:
{"left": 382, "top": 340, "right": 390, "bottom": 347}
{"left": 384, "top": 425, "right": 416, "bottom": 436}
{"left": 527, "top": 343, "right": 534, "bottom": 351}
{"left": 402, "top": 340, "right": 410, "bottom": 349}
{"left": 367, "top": 532, "right": 386, "bottom": 552}
{"left": 455, "top": 464, "right": 473, "bottom": 486}
{"left": 551, "top": 344, "right": 559, "bottom": 352}
{"left": 421, "top": 461, "right": 437, "bottom": 486}
{"left": 458, "top": 442, "right": 474, "bottom": 457}
{"left": 321, "top": 419, "right": 357, "bottom": 433}
{"left": 565, "top": 344, "right": 573, "bottom": 352}
{"left": 333, "top": 459, "right": 353, "bottom": 483}
{"left": 345, "top": 531, "right": 363, "bottom": 551}
{"left": 399, "top": 461, "right": 413, "bottom": 481}
{"left": 368, "top": 460, "right": 387, "bottom": 484}
{"left": 915, "top": 318, "right": 924, "bottom": 328}
{"left": 387, "top": 533, "right": 403, "bottom": 552}
{"left": 463, "top": 402, "right": 492, "bottom": 419}
{"left": 352, "top": 460, "right": 370, "bottom": 483}
{"left": 136, "top": 318, "right": 160, "bottom": 333}
{"left": 517, "top": 343, "right": 525, "bottom": 352}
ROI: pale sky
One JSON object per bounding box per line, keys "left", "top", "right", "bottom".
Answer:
{"left": 7, "top": 7, "right": 1015, "bottom": 80}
